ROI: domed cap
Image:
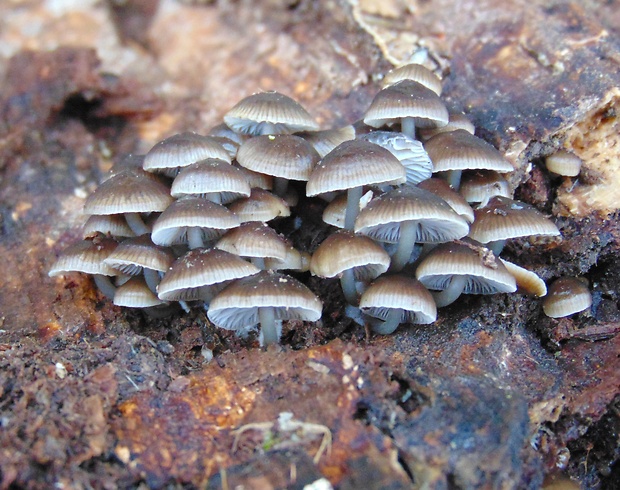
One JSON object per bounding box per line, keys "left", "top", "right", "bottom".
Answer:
{"left": 49, "top": 237, "right": 118, "bottom": 277}
{"left": 228, "top": 188, "right": 290, "bottom": 223}
{"left": 424, "top": 130, "right": 514, "bottom": 174}
{"left": 545, "top": 150, "right": 582, "bottom": 177}
{"left": 382, "top": 63, "right": 442, "bottom": 95}
{"left": 419, "top": 112, "right": 475, "bottom": 141}
{"left": 114, "top": 276, "right": 166, "bottom": 308}
{"left": 224, "top": 91, "right": 319, "bottom": 135}
{"left": 310, "top": 230, "right": 390, "bottom": 281}
{"left": 237, "top": 134, "right": 320, "bottom": 182}
{"left": 416, "top": 241, "right": 517, "bottom": 295}
{"left": 215, "top": 222, "right": 290, "bottom": 263}
{"left": 143, "top": 132, "right": 231, "bottom": 174}
{"left": 104, "top": 234, "right": 174, "bottom": 275}
{"left": 360, "top": 275, "right": 437, "bottom": 325}
{"left": 354, "top": 186, "right": 469, "bottom": 244}
{"left": 151, "top": 197, "right": 240, "bottom": 247}
{"left": 207, "top": 271, "right": 322, "bottom": 330}
{"left": 417, "top": 178, "right": 475, "bottom": 223}
{"left": 543, "top": 277, "right": 592, "bottom": 318}
{"left": 468, "top": 196, "right": 560, "bottom": 244}
{"left": 157, "top": 248, "right": 260, "bottom": 302}
{"left": 306, "top": 140, "right": 405, "bottom": 196}
{"left": 171, "top": 158, "right": 251, "bottom": 202}
{"left": 322, "top": 191, "right": 374, "bottom": 228}
{"left": 359, "top": 131, "right": 433, "bottom": 185}
{"left": 459, "top": 170, "right": 511, "bottom": 205}
{"left": 84, "top": 170, "right": 173, "bottom": 216}
{"left": 297, "top": 125, "right": 356, "bottom": 158}
{"left": 83, "top": 214, "right": 135, "bottom": 239}
{"left": 363, "top": 80, "right": 449, "bottom": 129}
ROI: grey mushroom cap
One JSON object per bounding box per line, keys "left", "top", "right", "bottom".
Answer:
{"left": 103, "top": 234, "right": 174, "bottom": 275}
{"left": 207, "top": 271, "right": 322, "bottom": 330}
{"left": 382, "top": 63, "right": 442, "bottom": 95}
{"left": 171, "top": 159, "right": 251, "bottom": 202}
{"left": 49, "top": 237, "right": 119, "bottom": 277}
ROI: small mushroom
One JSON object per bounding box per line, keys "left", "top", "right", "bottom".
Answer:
{"left": 418, "top": 111, "right": 475, "bottom": 141}
{"left": 543, "top": 277, "right": 592, "bottom": 318}
{"left": 459, "top": 170, "right": 511, "bottom": 207}
{"left": 499, "top": 259, "right": 547, "bottom": 297}
{"left": 382, "top": 63, "right": 442, "bottom": 95}
{"left": 545, "top": 150, "right": 582, "bottom": 177}
{"left": 228, "top": 188, "right": 290, "bottom": 223}
{"left": 207, "top": 271, "right": 322, "bottom": 346}
{"left": 297, "top": 125, "right": 356, "bottom": 158}
{"left": 114, "top": 276, "right": 167, "bottom": 309}
{"left": 417, "top": 178, "right": 475, "bottom": 224}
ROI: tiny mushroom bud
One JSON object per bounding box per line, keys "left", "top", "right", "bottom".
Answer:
{"left": 545, "top": 150, "right": 582, "bottom": 177}
{"left": 207, "top": 271, "right": 322, "bottom": 346}
{"left": 543, "top": 277, "right": 592, "bottom": 318}
{"left": 499, "top": 258, "right": 547, "bottom": 297}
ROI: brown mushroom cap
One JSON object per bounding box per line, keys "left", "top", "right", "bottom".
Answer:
{"left": 468, "top": 196, "right": 561, "bottom": 244}
{"left": 296, "top": 125, "right": 356, "bottom": 158}
{"left": 170, "top": 158, "right": 251, "bottom": 202}
{"left": 545, "top": 150, "right": 582, "bottom": 177}
{"left": 322, "top": 190, "right": 374, "bottom": 228}
{"left": 418, "top": 112, "right": 475, "bottom": 141}
{"left": 215, "top": 222, "right": 290, "bottom": 264}
{"left": 459, "top": 170, "right": 511, "bottom": 205}
{"left": 228, "top": 188, "right": 290, "bottom": 223}
{"left": 49, "top": 237, "right": 118, "bottom": 277}
{"left": 157, "top": 248, "right": 260, "bottom": 302}
{"left": 417, "top": 178, "right": 475, "bottom": 223}
{"left": 103, "top": 234, "right": 174, "bottom": 275}
{"left": 83, "top": 214, "right": 136, "bottom": 239}
{"left": 542, "top": 277, "right": 592, "bottom": 318}
{"left": 306, "top": 140, "right": 406, "bottom": 196}
{"left": 382, "top": 63, "right": 442, "bottom": 95}
{"left": 114, "top": 276, "right": 166, "bottom": 308}
{"left": 143, "top": 132, "right": 231, "bottom": 175}
{"left": 223, "top": 91, "right": 319, "bottom": 135}
{"left": 237, "top": 134, "right": 320, "bottom": 182}
{"left": 360, "top": 275, "right": 437, "bottom": 325}
{"left": 499, "top": 258, "right": 547, "bottom": 297}
{"left": 363, "top": 80, "right": 449, "bottom": 130}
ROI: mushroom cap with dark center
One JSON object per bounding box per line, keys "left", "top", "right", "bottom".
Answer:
{"left": 207, "top": 271, "right": 322, "bottom": 330}
{"left": 306, "top": 140, "right": 405, "bottom": 196}
{"left": 354, "top": 186, "right": 469, "bottom": 244}
{"left": 114, "top": 276, "right": 166, "bottom": 308}
{"left": 49, "top": 237, "right": 118, "bottom": 277}
{"left": 543, "top": 277, "right": 592, "bottom": 318}
{"left": 157, "top": 248, "right": 260, "bottom": 302}
{"left": 459, "top": 170, "right": 511, "bottom": 205}
{"left": 143, "top": 132, "right": 231, "bottom": 174}
{"left": 415, "top": 241, "right": 516, "bottom": 295}
{"left": 468, "top": 196, "right": 560, "bottom": 244}
{"left": 104, "top": 234, "right": 174, "bottom": 275}
{"left": 83, "top": 170, "right": 173, "bottom": 215}
{"left": 296, "top": 125, "right": 356, "bottom": 158}
{"left": 151, "top": 197, "right": 240, "bottom": 247}
{"left": 359, "top": 131, "right": 433, "bottom": 185}
{"left": 363, "top": 80, "right": 449, "bottom": 129}
{"left": 545, "top": 150, "right": 582, "bottom": 177}
{"left": 382, "top": 63, "right": 442, "bottom": 95}
{"left": 223, "top": 91, "right": 319, "bottom": 135}
{"left": 359, "top": 275, "right": 437, "bottom": 324}
{"left": 417, "top": 178, "right": 475, "bottom": 223}
{"left": 215, "top": 222, "right": 290, "bottom": 262}
{"left": 237, "top": 134, "right": 320, "bottom": 182}
{"left": 424, "top": 129, "right": 514, "bottom": 174}
{"left": 171, "top": 158, "right": 251, "bottom": 202}
{"left": 228, "top": 188, "right": 290, "bottom": 223}
{"left": 310, "top": 230, "right": 390, "bottom": 281}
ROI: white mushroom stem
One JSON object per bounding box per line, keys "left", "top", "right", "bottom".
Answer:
{"left": 344, "top": 186, "right": 363, "bottom": 230}
{"left": 446, "top": 170, "right": 463, "bottom": 191}
{"left": 187, "top": 227, "right": 205, "bottom": 250}
{"left": 259, "top": 122, "right": 277, "bottom": 136}
{"left": 125, "top": 213, "right": 149, "bottom": 236}
{"left": 340, "top": 268, "right": 358, "bottom": 305}
{"left": 203, "top": 193, "right": 222, "bottom": 204}
{"left": 369, "top": 309, "right": 402, "bottom": 335}
{"left": 432, "top": 275, "right": 468, "bottom": 307}
{"left": 401, "top": 117, "right": 416, "bottom": 139}
{"left": 251, "top": 257, "right": 266, "bottom": 270}
{"left": 143, "top": 268, "right": 160, "bottom": 294}
{"left": 259, "top": 307, "right": 279, "bottom": 346}
{"left": 93, "top": 274, "right": 116, "bottom": 300}
{"left": 390, "top": 220, "right": 418, "bottom": 271}
{"left": 273, "top": 177, "right": 289, "bottom": 198}
{"left": 487, "top": 239, "right": 506, "bottom": 256}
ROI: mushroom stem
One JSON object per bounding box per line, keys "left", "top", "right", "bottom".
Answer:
{"left": 390, "top": 220, "right": 418, "bottom": 271}
{"left": 203, "top": 193, "right": 222, "bottom": 204}
{"left": 446, "top": 170, "right": 463, "bottom": 191}
{"left": 273, "top": 177, "right": 289, "bottom": 198}
{"left": 340, "top": 268, "right": 359, "bottom": 305}
{"left": 259, "top": 306, "right": 279, "bottom": 346}
{"left": 401, "top": 117, "right": 416, "bottom": 139}
{"left": 144, "top": 268, "right": 160, "bottom": 294}
{"left": 344, "top": 186, "right": 363, "bottom": 230}
{"left": 187, "top": 227, "right": 205, "bottom": 250}
{"left": 251, "top": 257, "right": 266, "bottom": 270}
{"left": 432, "top": 275, "right": 467, "bottom": 307}
{"left": 487, "top": 239, "right": 506, "bottom": 256}
{"left": 93, "top": 274, "right": 116, "bottom": 300}
{"left": 369, "top": 308, "right": 402, "bottom": 335}
{"left": 260, "top": 122, "right": 277, "bottom": 136}
{"left": 125, "top": 213, "right": 150, "bottom": 236}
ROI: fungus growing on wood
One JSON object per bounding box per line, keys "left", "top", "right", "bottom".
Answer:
{"left": 228, "top": 188, "right": 290, "bottom": 223}
{"left": 543, "top": 277, "right": 592, "bottom": 318}
{"left": 545, "top": 150, "right": 582, "bottom": 177}
{"left": 382, "top": 63, "right": 442, "bottom": 95}
{"left": 459, "top": 170, "right": 511, "bottom": 207}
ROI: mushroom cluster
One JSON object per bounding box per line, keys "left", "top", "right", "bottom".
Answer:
{"left": 50, "top": 63, "right": 571, "bottom": 345}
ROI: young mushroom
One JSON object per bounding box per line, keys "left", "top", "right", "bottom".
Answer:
{"left": 542, "top": 277, "right": 592, "bottom": 318}
{"left": 207, "top": 271, "right": 322, "bottom": 346}
{"left": 382, "top": 63, "right": 442, "bottom": 95}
